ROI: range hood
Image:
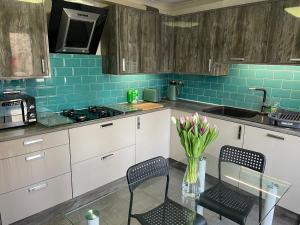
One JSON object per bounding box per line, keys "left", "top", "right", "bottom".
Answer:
{"left": 48, "top": 0, "right": 108, "bottom": 54}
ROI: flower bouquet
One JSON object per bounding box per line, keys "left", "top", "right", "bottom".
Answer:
{"left": 171, "top": 112, "right": 218, "bottom": 197}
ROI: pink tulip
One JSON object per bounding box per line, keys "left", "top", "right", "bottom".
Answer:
{"left": 200, "top": 127, "right": 206, "bottom": 134}
{"left": 203, "top": 116, "right": 208, "bottom": 124}
{"left": 179, "top": 115, "right": 185, "bottom": 125}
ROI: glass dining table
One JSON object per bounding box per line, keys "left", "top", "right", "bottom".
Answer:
{"left": 65, "top": 154, "right": 291, "bottom": 225}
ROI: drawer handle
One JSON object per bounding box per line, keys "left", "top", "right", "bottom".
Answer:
{"left": 101, "top": 153, "right": 114, "bottom": 160}
{"left": 122, "top": 58, "right": 126, "bottom": 72}
{"left": 23, "top": 138, "right": 44, "bottom": 146}
{"left": 267, "top": 134, "right": 285, "bottom": 140}
{"left": 100, "top": 123, "right": 113, "bottom": 128}
{"left": 25, "top": 153, "right": 45, "bottom": 161}
{"left": 28, "top": 183, "right": 48, "bottom": 192}
{"left": 230, "top": 57, "right": 245, "bottom": 61}
{"left": 290, "top": 58, "right": 300, "bottom": 62}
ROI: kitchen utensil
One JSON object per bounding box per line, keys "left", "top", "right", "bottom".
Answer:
{"left": 143, "top": 88, "right": 160, "bottom": 102}
{"left": 127, "top": 89, "right": 139, "bottom": 104}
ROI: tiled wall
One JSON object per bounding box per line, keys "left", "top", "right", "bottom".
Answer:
{"left": 169, "top": 64, "right": 300, "bottom": 111}
{"left": 1, "top": 53, "right": 299, "bottom": 113}
{"left": 0, "top": 54, "right": 167, "bottom": 112}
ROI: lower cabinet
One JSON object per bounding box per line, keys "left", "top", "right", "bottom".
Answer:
{"left": 199, "top": 116, "right": 244, "bottom": 177}
{"left": 170, "top": 110, "right": 190, "bottom": 164}
{"left": 136, "top": 109, "right": 171, "bottom": 163}
{"left": 0, "top": 144, "right": 70, "bottom": 195}
{"left": 0, "top": 173, "right": 72, "bottom": 225}
{"left": 243, "top": 125, "right": 300, "bottom": 214}
{"left": 72, "top": 146, "right": 135, "bottom": 197}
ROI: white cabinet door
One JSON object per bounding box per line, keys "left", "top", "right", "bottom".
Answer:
{"left": 0, "top": 173, "right": 72, "bottom": 225}
{"left": 202, "top": 117, "right": 244, "bottom": 177}
{"left": 72, "top": 146, "right": 135, "bottom": 197}
{"left": 136, "top": 109, "right": 171, "bottom": 163}
{"left": 170, "top": 110, "right": 190, "bottom": 164}
{"left": 243, "top": 126, "right": 300, "bottom": 214}
{"left": 69, "top": 117, "right": 136, "bottom": 164}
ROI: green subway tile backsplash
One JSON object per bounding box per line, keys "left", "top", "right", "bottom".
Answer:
{"left": 1, "top": 54, "right": 300, "bottom": 113}
{"left": 170, "top": 64, "right": 300, "bottom": 112}
{"left": 0, "top": 54, "right": 167, "bottom": 112}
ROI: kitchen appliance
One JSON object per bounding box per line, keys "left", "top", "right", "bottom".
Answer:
{"left": 61, "top": 106, "right": 123, "bottom": 122}
{"left": 48, "top": 0, "right": 108, "bottom": 54}
{"left": 167, "top": 80, "right": 183, "bottom": 101}
{"left": 269, "top": 109, "right": 300, "bottom": 129}
{"left": 127, "top": 89, "right": 139, "bottom": 104}
{"left": 143, "top": 88, "right": 160, "bottom": 103}
{"left": 0, "top": 91, "right": 37, "bottom": 129}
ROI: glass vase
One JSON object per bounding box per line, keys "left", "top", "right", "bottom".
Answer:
{"left": 182, "top": 157, "right": 206, "bottom": 198}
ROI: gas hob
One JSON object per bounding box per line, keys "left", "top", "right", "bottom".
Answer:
{"left": 62, "top": 106, "right": 124, "bottom": 123}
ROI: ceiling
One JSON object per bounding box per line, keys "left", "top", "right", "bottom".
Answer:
{"left": 47, "top": 0, "right": 267, "bottom": 16}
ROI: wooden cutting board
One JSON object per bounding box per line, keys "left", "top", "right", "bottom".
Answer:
{"left": 135, "top": 102, "right": 163, "bottom": 111}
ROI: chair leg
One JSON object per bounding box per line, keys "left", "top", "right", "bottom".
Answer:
{"left": 219, "top": 215, "right": 222, "bottom": 221}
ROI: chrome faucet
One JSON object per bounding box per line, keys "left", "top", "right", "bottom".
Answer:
{"left": 248, "top": 87, "right": 270, "bottom": 113}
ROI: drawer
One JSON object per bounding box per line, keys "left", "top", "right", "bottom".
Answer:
{"left": 70, "top": 117, "right": 135, "bottom": 164}
{"left": 0, "top": 144, "right": 70, "bottom": 195}
{"left": 0, "top": 130, "right": 69, "bottom": 160}
{"left": 0, "top": 173, "right": 72, "bottom": 225}
{"left": 72, "top": 145, "right": 135, "bottom": 197}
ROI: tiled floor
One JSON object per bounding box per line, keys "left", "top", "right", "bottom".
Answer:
{"left": 13, "top": 162, "right": 299, "bottom": 225}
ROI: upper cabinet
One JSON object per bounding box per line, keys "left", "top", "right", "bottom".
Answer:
{"left": 101, "top": 1, "right": 300, "bottom": 75}
{"left": 266, "top": 0, "right": 300, "bottom": 64}
{"left": 159, "top": 15, "right": 175, "bottom": 73}
{"left": 101, "top": 5, "right": 159, "bottom": 74}
{"left": 174, "top": 12, "right": 229, "bottom": 75}
{"left": 140, "top": 11, "right": 160, "bottom": 73}
{"left": 220, "top": 2, "right": 271, "bottom": 64}
{"left": 0, "top": 0, "right": 50, "bottom": 79}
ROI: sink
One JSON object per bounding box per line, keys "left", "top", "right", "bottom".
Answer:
{"left": 203, "top": 106, "right": 260, "bottom": 118}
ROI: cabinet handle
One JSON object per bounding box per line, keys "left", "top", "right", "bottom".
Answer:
{"left": 122, "top": 58, "right": 126, "bottom": 72}
{"left": 23, "top": 138, "right": 44, "bottom": 146}
{"left": 237, "top": 125, "right": 242, "bottom": 140}
{"left": 101, "top": 153, "right": 114, "bottom": 160}
{"left": 267, "top": 133, "right": 285, "bottom": 140}
{"left": 230, "top": 57, "right": 245, "bottom": 61}
{"left": 25, "top": 153, "right": 45, "bottom": 161}
{"left": 100, "top": 122, "right": 113, "bottom": 128}
{"left": 290, "top": 58, "right": 300, "bottom": 62}
{"left": 41, "top": 58, "right": 46, "bottom": 73}
{"left": 137, "top": 117, "right": 140, "bottom": 130}
{"left": 208, "top": 59, "right": 212, "bottom": 73}
{"left": 28, "top": 183, "right": 48, "bottom": 192}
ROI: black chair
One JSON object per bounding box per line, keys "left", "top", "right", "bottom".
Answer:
{"left": 197, "top": 145, "right": 266, "bottom": 225}
{"left": 126, "top": 156, "right": 207, "bottom": 225}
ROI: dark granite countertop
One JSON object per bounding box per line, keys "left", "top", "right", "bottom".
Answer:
{"left": 1, "top": 99, "right": 300, "bottom": 142}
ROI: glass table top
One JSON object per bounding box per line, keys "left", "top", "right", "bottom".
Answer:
{"left": 65, "top": 155, "right": 291, "bottom": 225}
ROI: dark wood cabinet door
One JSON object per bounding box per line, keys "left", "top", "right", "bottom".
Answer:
{"left": 118, "top": 6, "right": 141, "bottom": 74}
{"left": 224, "top": 2, "right": 271, "bottom": 64}
{"left": 0, "top": 0, "right": 50, "bottom": 78}
{"left": 267, "top": 0, "right": 300, "bottom": 64}
{"left": 140, "top": 11, "right": 159, "bottom": 73}
{"left": 159, "top": 15, "right": 175, "bottom": 73}
{"left": 174, "top": 13, "right": 201, "bottom": 73}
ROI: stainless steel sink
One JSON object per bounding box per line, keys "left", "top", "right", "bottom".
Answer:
{"left": 203, "top": 106, "right": 260, "bottom": 118}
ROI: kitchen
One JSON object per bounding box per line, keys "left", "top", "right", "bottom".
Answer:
{"left": 0, "top": 0, "right": 300, "bottom": 225}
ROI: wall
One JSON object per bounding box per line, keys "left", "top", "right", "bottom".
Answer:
{"left": 0, "top": 54, "right": 167, "bottom": 112}
{"left": 1, "top": 53, "right": 299, "bottom": 113}
{"left": 169, "top": 64, "right": 300, "bottom": 112}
